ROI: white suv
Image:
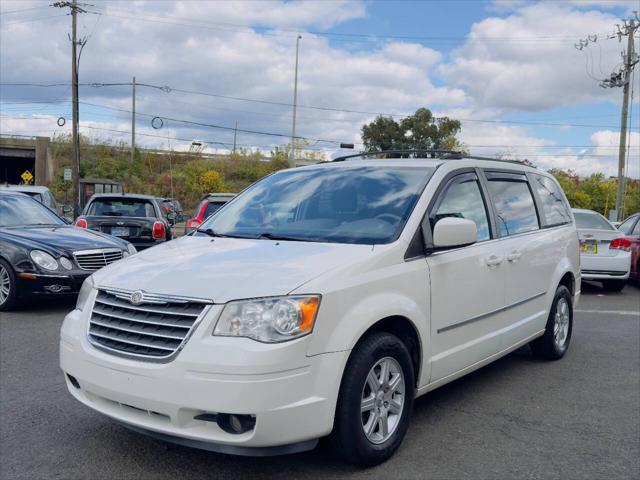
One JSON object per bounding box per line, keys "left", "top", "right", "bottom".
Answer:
{"left": 60, "top": 154, "right": 580, "bottom": 465}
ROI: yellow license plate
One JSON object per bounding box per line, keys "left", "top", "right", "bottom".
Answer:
{"left": 580, "top": 242, "right": 597, "bottom": 254}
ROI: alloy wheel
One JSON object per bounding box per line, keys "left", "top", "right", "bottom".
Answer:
{"left": 554, "top": 297, "right": 570, "bottom": 348}
{"left": 0, "top": 265, "right": 10, "bottom": 305}
{"left": 360, "top": 356, "right": 405, "bottom": 444}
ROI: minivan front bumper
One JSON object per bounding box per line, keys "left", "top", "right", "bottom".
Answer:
{"left": 60, "top": 306, "right": 349, "bottom": 453}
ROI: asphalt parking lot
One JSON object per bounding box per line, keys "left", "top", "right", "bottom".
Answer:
{"left": 1, "top": 282, "right": 638, "bottom": 480}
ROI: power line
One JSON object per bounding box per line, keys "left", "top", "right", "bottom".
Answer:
{"left": 3, "top": 80, "right": 639, "bottom": 129}
{"left": 1, "top": 13, "right": 68, "bottom": 26}
{"left": 0, "top": 6, "right": 46, "bottom": 15}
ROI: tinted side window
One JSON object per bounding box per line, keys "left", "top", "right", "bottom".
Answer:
{"left": 618, "top": 215, "right": 638, "bottom": 235}
{"left": 487, "top": 178, "right": 539, "bottom": 236}
{"left": 432, "top": 174, "right": 491, "bottom": 241}
{"left": 531, "top": 174, "right": 571, "bottom": 227}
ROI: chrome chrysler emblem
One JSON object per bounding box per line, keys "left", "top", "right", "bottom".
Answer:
{"left": 130, "top": 291, "right": 144, "bottom": 305}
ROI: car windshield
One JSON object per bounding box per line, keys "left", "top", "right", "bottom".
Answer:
{"left": 0, "top": 194, "right": 64, "bottom": 227}
{"left": 199, "top": 166, "right": 434, "bottom": 244}
{"left": 87, "top": 198, "right": 155, "bottom": 217}
{"left": 574, "top": 211, "right": 615, "bottom": 230}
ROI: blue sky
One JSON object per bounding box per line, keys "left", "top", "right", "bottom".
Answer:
{"left": 1, "top": 0, "right": 639, "bottom": 177}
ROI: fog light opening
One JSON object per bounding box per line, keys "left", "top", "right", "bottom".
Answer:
{"left": 67, "top": 374, "right": 80, "bottom": 389}
{"left": 216, "top": 413, "right": 256, "bottom": 434}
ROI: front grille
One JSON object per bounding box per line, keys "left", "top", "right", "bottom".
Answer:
{"left": 88, "top": 289, "right": 210, "bottom": 360}
{"left": 74, "top": 249, "right": 124, "bottom": 271}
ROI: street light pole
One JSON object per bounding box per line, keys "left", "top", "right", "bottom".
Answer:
{"left": 131, "top": 76, "right": 136, "bottom": 163}
{"left": 290, "top": 35, "right": 302, "bottom": 167}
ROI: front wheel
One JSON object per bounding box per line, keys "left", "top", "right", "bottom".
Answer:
{"left": 329, "top": 332, "right": 415, "bottom": 466}
{"left": 0, "top": 259, "right": 18, "bottom": 312}
{"left": 530, "top": 285, "right": 572, "bottom": 360}
{"left": 602, "top": 279, "right": 626, "bottom": 292}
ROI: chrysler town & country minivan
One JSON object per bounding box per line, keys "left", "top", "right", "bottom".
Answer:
{"left": 60, "top": 153, "right": 580, "bottom": 465}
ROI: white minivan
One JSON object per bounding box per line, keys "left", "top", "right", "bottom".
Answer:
{"left": 60, "top": 154, "right": 580, "bottom": 465}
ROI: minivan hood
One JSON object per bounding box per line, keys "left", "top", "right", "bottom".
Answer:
{"left": 93, "top": 236, "right": 374, "bottom": 303}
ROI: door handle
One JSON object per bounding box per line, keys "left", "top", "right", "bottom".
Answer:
{"left": 507, "top": 250, "right": 522, "bottom": 262}
{"left": 486, "top": 254, "right": 504, "bottom": 268}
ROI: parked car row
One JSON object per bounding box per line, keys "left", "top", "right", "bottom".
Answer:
{"left": 0, "top": 185, "right": 237, "bottom": 234}
{"left": 0, "top": 187, "right": 238, "bottom": 311}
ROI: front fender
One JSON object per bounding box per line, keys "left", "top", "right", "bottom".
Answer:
{"left": 305, "top": 260, "right": 431, "bottom": 386}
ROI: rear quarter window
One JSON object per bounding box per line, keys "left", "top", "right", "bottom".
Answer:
{"left": 531, "top": 174, "right": 572, "bottom": 227}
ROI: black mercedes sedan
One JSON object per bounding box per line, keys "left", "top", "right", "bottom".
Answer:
{"left": 0, "top": 191, "right": 136, "bottom": 311}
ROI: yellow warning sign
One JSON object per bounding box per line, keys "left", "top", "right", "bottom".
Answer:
{"left": 20, "top": 170, "right": 34, "bottom": 184}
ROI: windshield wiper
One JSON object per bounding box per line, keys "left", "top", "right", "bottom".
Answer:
{"left": 255, "top": 232, "right": 319, "bottom": 242}
{"left": 195, "top": 228, "right": 250, "bottom": 239}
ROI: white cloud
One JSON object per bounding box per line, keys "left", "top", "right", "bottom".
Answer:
{"left": 1, "top": 0, "right": 637, "bottom": 179}
{"left": 440, "top": 2, "right": 626, "bottom": 111}
{"left": 1, "top": 0, "right": 465, "bottom": 153}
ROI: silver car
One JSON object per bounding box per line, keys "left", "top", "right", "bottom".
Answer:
{"left": 573, "top": 208, "right": 632, "bottom": 292}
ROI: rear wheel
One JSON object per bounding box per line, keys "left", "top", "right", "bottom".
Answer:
{"left": 0, "top": 259, "right": 18, "bottom": 312}
{"left": 530, "top": 285, "right": 572, "bottom": 360}
{"left": 602, "top": 280, "right": 626, "bottom": 292}
{"left": 329, "top": 332, "right": 415, "bottom": 466}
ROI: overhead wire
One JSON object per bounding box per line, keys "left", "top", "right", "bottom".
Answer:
{"left": 3, "top": 81, "right": 638, "bottom": 129}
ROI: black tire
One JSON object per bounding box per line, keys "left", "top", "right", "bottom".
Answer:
{"left": 0, "top": 259, "right": 19, "bottom": 312}
{"left": 329, "top": 331, "right": 415, "bottom": 466}
{"left": 530, "top": 285, "right": 572, "bottom": 360}
{"left": 602, "top": 279, "right": 626, "bottom": 292}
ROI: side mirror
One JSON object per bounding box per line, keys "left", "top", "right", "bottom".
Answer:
{"left": 432, "top": 217, "right": 477, "bottom": 249}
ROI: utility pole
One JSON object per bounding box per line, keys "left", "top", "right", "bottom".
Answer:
{"left": 232, "top": 120, "right": 238, "bottom": 155}
{"left": 290, "top": 35, "right": 302, "bottom": 167}
{"left": 613, "top": 20, "right": 637, "bottom": 221}
{"left": 131, "top": 76, "right": 136, "bottom": 163}
{"left": 52, "top": 1, "right": 87, "bottom": 217}
{"left": 580, "top": 13, "right": 639, "bottom": 221}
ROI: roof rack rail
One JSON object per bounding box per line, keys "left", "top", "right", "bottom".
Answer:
{"left": 332, "top": 149, "right": 462, "bottom": 162}
{"left": 331, "top": 149, "right": 530, "bottom": 166}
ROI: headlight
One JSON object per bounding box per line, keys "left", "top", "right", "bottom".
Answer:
{"left": 59, "top": 257, "right": 73, "bottom": 270}
{"left": 30, "top": 250, "right": 59, "bottom": 271}
{"left": 214, "top": 295, "right": 320, "bottom": 343}
{"left": 122, "top": 243, "right": 137, "bottom": 257}
{"left": 76, "top": 275, "right": 94, "bottom": 311}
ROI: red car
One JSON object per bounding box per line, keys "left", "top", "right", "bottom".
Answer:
{"left": 618, "top": 213, "right": 640, "bottom": 284}
{"left": 184, "top": 193, "right": 236, "bottom": 234}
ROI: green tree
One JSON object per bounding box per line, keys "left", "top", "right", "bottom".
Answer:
{"left": 361, "top": 108, "right": 461, "bottom": 156}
